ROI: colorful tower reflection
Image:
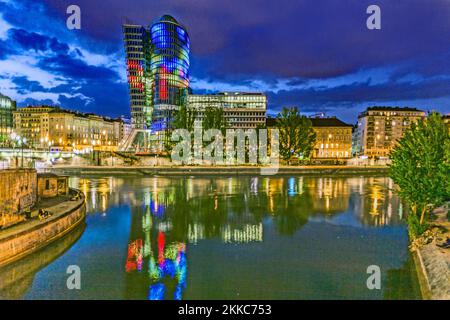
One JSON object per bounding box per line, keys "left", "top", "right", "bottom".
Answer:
{"left": 125, "top": 188, "right": 187, "bottom": 300}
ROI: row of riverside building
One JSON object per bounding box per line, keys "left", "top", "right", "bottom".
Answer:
{"left": 2, "top": 90, "right": 445, "bottom": 159}
{"left": 1, "top": 14, "right": 448, "bottom": 157}
{"left": 266, "top": 106, "right": 435, "bottom": 160}
{"left": 122, "top": 15, "right": 270, "bottom": 135}
{"left": 120, "top": 14, "right": 448, "bottom": 159}
{"left": 0, "top": 97, "right": 132, "bottom": 152}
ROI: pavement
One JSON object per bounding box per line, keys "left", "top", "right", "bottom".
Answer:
{"left": 49, "top": 164, "right": 389, "bottom": 169}
{"left": 416, "top": 206, "right": 450, "bottom": 300}
{"left": 0, "top": 191, "right": 84, "bottom": 242}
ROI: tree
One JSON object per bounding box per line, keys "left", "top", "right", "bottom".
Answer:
{"left": 203, "top": 107, "right": 227, "bottom": 131}
{"left": 168, "top": 106, "right": 197, "bottom": 153}
{"left": 276, "top": 107, "right": 316, "bottom": 163}
{"left": 390, "top": 112, "right": 450, "bottom": 238}
{"left": 173, "top": 105, "right": 197, "bottom": 131}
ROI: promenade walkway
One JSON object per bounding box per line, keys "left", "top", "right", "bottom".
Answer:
{"left": 0, "top": 191, "right": 83, "bottom": 242}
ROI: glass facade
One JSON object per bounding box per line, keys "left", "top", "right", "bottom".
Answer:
{"left": 188, "top": 92, "right": 267, "bottom": 129}
{"left": 123, "top": 25, "right": 147, "bottom": 129}
{"left": 0, "top": 94, "right": 16, "bottom": 144}
{"left": 148, "top": 15, "right": 190, "bottom": 132}
{"left": 123, "top": 15, "right": 190, "bottom": 131}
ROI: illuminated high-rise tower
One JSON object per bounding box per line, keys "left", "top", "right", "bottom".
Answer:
{"left": 123, "top": 24, "right": 147, "bottom": 129}
{"left": 148, "top": 15, "right": 190, "bottom": 132}
{"left": 123, "top": 15, "right": 190, "bottom": 132}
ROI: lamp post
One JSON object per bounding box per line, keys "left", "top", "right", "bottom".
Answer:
{"left": 19, "top": 137, "right": 26, "bottom": 168}
{"left": 13, "top": 135, "right": 25, "bottom": 168}
{"left": 10, "top": 132, "right": 17, "bottom": 168}
{"left": 328, "top": 133, "right": 332, "bottom": 158}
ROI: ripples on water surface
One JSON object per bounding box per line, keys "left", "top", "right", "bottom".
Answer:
{"left": 0, "top": 176, "right": 421, "bottom": 299}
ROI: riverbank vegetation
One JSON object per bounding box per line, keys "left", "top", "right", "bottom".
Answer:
{"left": 390, "top": 112, "right": 450, "bottom": 240}
{"left": 276, "top": 107, "right": 316, "bottom": 164}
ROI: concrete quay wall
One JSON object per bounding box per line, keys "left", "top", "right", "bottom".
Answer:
{"left": 0, "top": 191, "right": 86, "bottom": 268}
{"left": 49, "top": 165, "right": 389, "bottom": 177}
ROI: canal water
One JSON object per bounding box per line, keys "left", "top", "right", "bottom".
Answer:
{"left": 0, "top": 176, "right": 421, "bottom": 299}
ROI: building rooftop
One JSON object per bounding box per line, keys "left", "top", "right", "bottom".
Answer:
{"left": 157, "top": 15, "right": 178, "bottom": 24}
{"left": 190, "top": 92, "right": 266, "bottom": 97}
{"left": 358, "top": 106, "right": 426, "bottom": 118}
{"left": 310, "top": 117, "right": 353, "bottom": 127}
{"left": 0, "top": 93, "right": 15, "bottom": 103}
{"left": 266, "top": 117, "right": 352, "bottom": 127}
{"left": 14, "top": 105, "right": 55, "bottom": 110}
{"left": 14, "top": 105, "right": 122, "bottom": 123}
{"left": 150, "top": 14, "right": 183, "bottom": 28}
{"left": 366, "top": 106, "right": 424, "bottom": 112}
{"left": 221, "top": 92, "right": 265, "bottom": 96}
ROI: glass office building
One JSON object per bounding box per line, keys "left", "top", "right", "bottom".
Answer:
{"left": 123, "top": 15, "right": 190, "bottom": 131}
{"left": 0, "top": 93, "right": 16, "bottom": 144}
{"left": 123, "top": 24, "right": 147, "bottom": 129}
{"left": 188, "top": 92, "right": 267, "bottom": 129}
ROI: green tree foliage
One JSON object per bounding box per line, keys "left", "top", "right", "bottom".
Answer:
{"left": 276, "top": 107, "right": 316, "bottom": 163}
{"left": 390, "top": 112, "right": 450, "bottom": 238}
{"left": 169, "top": 106, "right": 198, "bottom": 153}
{"left": 173, "top": 105, "right": 197, "bottom": 131}
{"left": 203, "top": 107, "right": 227, "bottom": 131}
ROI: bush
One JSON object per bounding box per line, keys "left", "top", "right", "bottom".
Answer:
{"left": 390, "top": 112, "right": 450, "bottom": 240}
{"left": 407, "top": 211, "right": 429, "bottom": 239}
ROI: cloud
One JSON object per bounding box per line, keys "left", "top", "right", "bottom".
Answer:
{"left": 0, "top": 55, "right": 67, "bottom": 88}
{"left": 0, "top": 13, "right": 12, "bottom": 40}
{"left": 0, "top": 0, "right": 128, "bottom": 117}
{"left": 0, "top": 0, "right": 448, "bottom": 122}
{"left": 64, "top": 0, "right": 447, "bottom": 79}
{"left": 9, "top": 28, "right": 70, "bottom": 54}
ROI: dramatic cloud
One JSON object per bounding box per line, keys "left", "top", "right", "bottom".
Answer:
{"left": 0, "top": 0, "right": 449, "bottom": 122}
{"left": 0, "top": 0, "right": 127, "bottom": 116}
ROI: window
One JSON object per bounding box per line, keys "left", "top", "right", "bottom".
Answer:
{"left": 45, "top": 180, "right": 50, "bottom": 190}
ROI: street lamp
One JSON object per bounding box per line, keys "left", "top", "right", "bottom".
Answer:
{"left": 16, "top": 136, "right": 26, "bottom": 168}
{"left": 327, "top": 134, "right": 332, "bottom": 158}
{"left": 10, "top": 133, "right": 17, "bottom": 167}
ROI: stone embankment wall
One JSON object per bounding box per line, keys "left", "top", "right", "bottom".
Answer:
{"left": 0, "top": 191, "right": 86, "bottom": 267}
{"left": 50, "top": 165, "right": 389, "bottom": 177}
{"left": 414, "top": 244, "right": 450, "bottom": 300}
{"left": 0, "top": 169, "right": 37, "bottom": 214}
{"left": 413, "top": 205, "right": 450, "bottom": 300}
{"left": 0, "top": 223, "right": 85, "bottom": 299}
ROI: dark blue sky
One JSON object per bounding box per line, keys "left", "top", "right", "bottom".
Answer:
{"left": 0, "top": 0, "right": 449, "bottom": 123}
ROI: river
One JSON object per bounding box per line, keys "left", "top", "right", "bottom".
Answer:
{"left": 0, "top": 175, "right": 421, "bottom": 299}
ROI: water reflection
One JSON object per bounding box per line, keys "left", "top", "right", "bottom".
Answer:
{"left": 65, "top": 175, "right": 413, "bottom": 300}
{"left": 70, "top": 176, "right": 405, "bottom": 228}
{"left": 0, "top": 223, "right": 85, "bottom": 299}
